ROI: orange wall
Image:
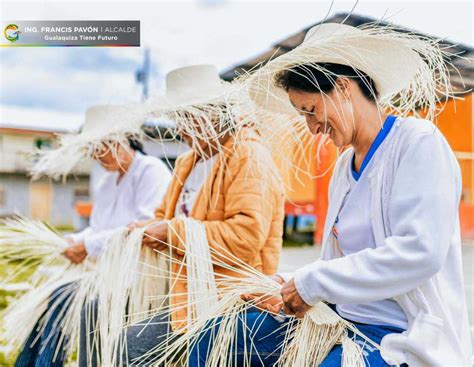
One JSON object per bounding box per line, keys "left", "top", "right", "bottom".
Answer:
{"left": 282, "top": 94, "right": 473, "bottom": 205}
{"left": 273, "top": 129, "right": 337, "bottom": 244}
{"left": 436, "top": 93, "right": 473, "bottom": 204}
{"left": 286, "top": 132, "right": 318, "bottom": 203}
{"left": 278, "top": 94, "right": 473, "bottom": 240}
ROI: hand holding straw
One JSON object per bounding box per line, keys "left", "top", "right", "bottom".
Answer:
{"left": 0, "top": 217, "right": 92, "bottom": 357}
{"left": 0, "top": 216, "right": 78, "bottom": 285}
{"left": 240, "top": 274, "right": 285, "bottom": 314}
{"left": 78, "top": 225, "right": 169, "bottom": 366}
{"left": 141, "top": 221, "right": 169, "bottom": 251}
{"left": 141, "top": 219, "right": 382, "bottom": 367}
{"left": 62, "top": 240, "right": 88, "bottom": 264}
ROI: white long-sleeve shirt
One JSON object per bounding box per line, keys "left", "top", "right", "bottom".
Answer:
{"left": 280, "top": 117, "right": 472, "bottom": 365}
{"left": 67, "top": 152, "right": 172, "bottom": 258}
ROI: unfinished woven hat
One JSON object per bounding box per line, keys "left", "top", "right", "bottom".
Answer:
{"left": 145, "top": 64, "right": 237, "bottom": 114}
{"left": 248, "top": 22, "right": 451, "bottom": 119}
{"left": 30, "top": 104, "right": 145, "bottom": 180}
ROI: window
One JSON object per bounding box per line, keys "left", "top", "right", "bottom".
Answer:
{"left": 0, "top": 185, "right": 4, "bottom": 207}
{"left": 74, "top": 187, "right": 89, "bottom": 202}
{"left": 34, "top": 138, "right": 53, "bottom": 150}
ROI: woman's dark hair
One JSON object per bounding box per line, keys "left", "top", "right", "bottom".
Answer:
{"left": 127, "top": 137, "right": 146, "bottom": 155}
{"left": 275, "top": 63, "right": 378, "bottom": 101}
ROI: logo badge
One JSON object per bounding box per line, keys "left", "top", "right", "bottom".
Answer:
{"left": 4, "top": 24, "right": 20, "bottom": 42}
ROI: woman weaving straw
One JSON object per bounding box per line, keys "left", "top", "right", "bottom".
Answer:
{"left": 188, "top": 23, "right": 473, "bottom": 366}
{"left": 87, "top": 64, "right": 285, "bottom": 366}
{"left": 12, "top": 105, "right": 172, "bottom": 367}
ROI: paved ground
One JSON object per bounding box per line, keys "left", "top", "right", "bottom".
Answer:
{"left": 279, "top": 242, "right": 474, "bottom": 346}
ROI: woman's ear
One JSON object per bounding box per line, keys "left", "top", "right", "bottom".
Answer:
{"left": 334, "top": 77, "right": 352, "bottom": 100}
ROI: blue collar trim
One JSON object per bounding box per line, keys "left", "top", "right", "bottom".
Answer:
{"left": 351, "top": 115, "right": 397, "bottom": 181}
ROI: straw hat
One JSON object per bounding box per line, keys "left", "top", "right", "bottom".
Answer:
{"left": 141, "top": 64, "right": 258, "bottom": 160}
{"left": 248, "top": 22, "right": 449, "bottom": 117}
{"left": 145, "top": 65, "right": 236, "bottom": 114}
{"left": 31, "top": 104, "right": 145, "bottom": 179}
{"left": 79, "top": 105, "right": 139, "bottom": 133}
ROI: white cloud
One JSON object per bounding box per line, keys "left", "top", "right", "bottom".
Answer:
{"left": 0, "top": 0, "right": 471, "bottom": 115}
{"left": 1, "top": 61, "right": 142, "bottom": 112}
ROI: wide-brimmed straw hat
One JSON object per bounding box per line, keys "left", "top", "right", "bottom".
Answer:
{"left": 31, "top": 104, "right": 145, "bottom": 179}
{"left": 145, "top": 65, "right": 236, "bottom": 114}
{"left": 80, "top": 105, "right": 140, "bottom": 134}
{"left": 248, "top": 22, "right": 447, "bottom": 116}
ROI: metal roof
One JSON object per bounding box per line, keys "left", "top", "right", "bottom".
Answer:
{"left": 0, "top": 105, "right": 83, "bottom": 133}
{"left": 221, "top": 13, "right": 474, "bottom": 93}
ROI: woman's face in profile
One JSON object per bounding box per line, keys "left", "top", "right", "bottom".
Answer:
{"left": 92, "top": 143, "right": 121, "bottom": 171}
{"left": 180, "top": 113, "right": 223, "bottom": 156}
{"left": 287, "top": 82, "right": 356, "bottom": 148}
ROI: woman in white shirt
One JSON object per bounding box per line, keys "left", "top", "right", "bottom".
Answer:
{"left": 64, "top": 139, "right": 171, "bottom": 262}
{"left": 190, "top": 23, "right": 472, "bottom": 366}
{"left": 15, "top": 137, "right": 172, "bottom": 367}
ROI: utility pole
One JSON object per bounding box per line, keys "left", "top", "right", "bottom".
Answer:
{"left": 135, "top": 48, "right": 150, "bottom": 101}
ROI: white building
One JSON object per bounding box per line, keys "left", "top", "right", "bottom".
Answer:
{"left": 0, "top": 105, "right": 186, "bottom": 229}
{"left": 0, "top": 105, "right": 89, "bottom": 227}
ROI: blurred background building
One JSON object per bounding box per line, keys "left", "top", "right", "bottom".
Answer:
{"left": 0, "top": 9, "right": 472, "bottom": 244}
{"left": 0, "top": 106, "right": 89, "bottom": 227}
{"left": 222, "top": 13, "right": 474, "bottom": 243}
{"left": 0, "top": 105, "right": 187, "bottom": 229}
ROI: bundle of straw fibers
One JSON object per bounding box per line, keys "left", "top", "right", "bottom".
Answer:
{"left": 0, "top": 216, "right": 91, "bottom": 354}
{"left": 1, "top": 265, "right": 88, "bottom": 356}
{"left": 0, "top": 216, "right": 77, "bottom": 284}
{"left": 78, "top": 226, "right": 168, "bottom": 367}
{"left": 129, "top": 218, "right": 219, "bottom": 366}
{"left": 148, "top": 219, "right": 379, "bottom": 367}
{"left": 0, "top": 218, "right": 168, "bottom": 366}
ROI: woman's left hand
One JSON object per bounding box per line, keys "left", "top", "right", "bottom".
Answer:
{"left": 281, "top": 278, "right": 312, "bottom": 318}
{"left": 63, "top": 243, "right": 88, "bottom": 264}
{"left": 142, "top": 222, "right": 169, "bottom": 251}
{"left": 241, "top": 275, "right": 285, "bottom": 313}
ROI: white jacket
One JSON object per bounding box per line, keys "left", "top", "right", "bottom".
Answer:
{"left": 68, "top": 152, "right": 172, "bottom": 257}
{"left": 283, "top": 117, "right": 472, "bottom": 365}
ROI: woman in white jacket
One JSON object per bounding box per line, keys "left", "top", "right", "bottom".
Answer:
{"left": 190, "top": 23, "right": 472, "bottom": 366}
{"left": 14, "top": 105, "right": 172, "bottom": 367}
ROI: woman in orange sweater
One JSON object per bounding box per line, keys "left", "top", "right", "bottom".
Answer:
{"left": 119, "top": 65, "right": 285, "bottom": 366}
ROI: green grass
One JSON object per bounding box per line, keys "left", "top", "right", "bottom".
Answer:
{"left": 53, "top": 224, "right": 75, "bottom": 232}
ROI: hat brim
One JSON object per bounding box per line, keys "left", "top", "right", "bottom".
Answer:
{"left": 248, "top": 34, "right": 422, "bottom": 115}
{"left": 145, "top": 82, "right": 238, "bottom": 116}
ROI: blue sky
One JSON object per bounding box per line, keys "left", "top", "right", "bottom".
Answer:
{"left": 1, "top": 0, "right": 472, "bottom": 118}
{"left": 0, "top": 47, "right": 144, "bottom": 113}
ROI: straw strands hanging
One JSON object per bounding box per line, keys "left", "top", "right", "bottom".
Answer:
{"left": 142, "top": 68, "right": 309, "bottom": 196}
{"left": 0, "top": 216, "right": 81, "bottom": 284}
{"left": 130, "top": 217, "right": 220, "bottom": 366}
{"left": 184, "top": 218, "right": 218, "bottom": 323}
{"left": 0, "top": 218, "right": 168, "bottom": 366}
{"left": 79, "top": 226, "right": 168, "bottom": 367}
{"left": 144, "top": 70, "right": 337, "bottom": 205}
{"left": 1, "top": 266, "right": 87, "bottom": 356}
{"left": 0, "top": 216, "right": 91, "bottom": 356}
{"left": 138, "top": 219, "right": 379, "bottom": 367}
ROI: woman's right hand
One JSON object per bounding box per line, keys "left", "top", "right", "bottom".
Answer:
{"left": 142, "top": 222, "right": 169, "bottom": 251}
